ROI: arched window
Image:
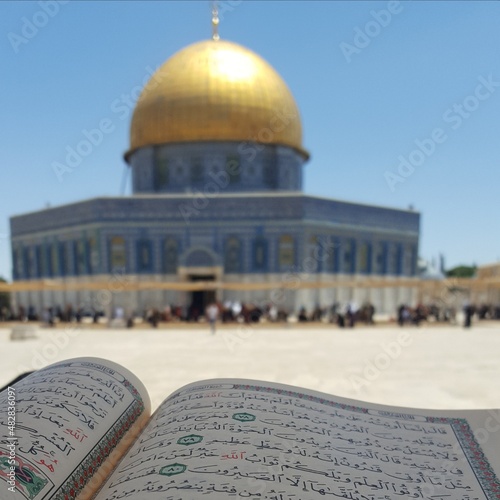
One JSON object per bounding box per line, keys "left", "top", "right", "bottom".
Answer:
{"left": 396, "top": 244, "right": 404, "bottom": 276}
{"left": 375, "top": 242, "right": 386, "bottom": 275}
{"left": 23, "top": 247, "right": 32, "bottom": 279}
{"left": 320, "top": 236, "right": 337, "bottom": 273}
{"left": 137, "top": 239, "right": 153, "bottom": 273}
{"left": 163, "top": 237, "right": 178, "bottom": 274}
{"left": 74, "top": 240, "right": 87, "bottom": 275}
{"left": 154, "top": 149, "right": 169, "bottom": 190}
{"left": 263, "top": 164, "right": 277, "bottom": 188}
{"left": 342, "top": 239, "right": 355, "bottom": 274}
{"left": 226, "top": 155, "right": 241, "bottom": 184}
{"left": 409, "top": 245, "right": 417, "bottom": 276}
{"left": 278, "top": 235, "right": 294, "bottom": 269}
{"left": 49, "top": 243, "right": 58, "bottom": 276}
{"left": 387, "top": 243, "right": 398, "bottom": 275}
{"left": 252, "top": 236, "right": 268, "bottom": 271}
{"left": 185, "top": 249, "right": 214, "bottom": 267}
{"left": 12, "top": 246, "right": 22, "bottom": 280}
{"left": 35, "top": 245, "right": 43, "bottom": 277}
{"left": 58, "top": 242, "right": 67, "bottom": 277}
{"left": 225, "top": 236, "right": 242, "bottom": 273}
{"left": 191, "top": 157, "right": 204, "bottom": 184}
{"left": 45, "top": 244, "right": 53, "bottom": 277}
{"left": 263, "top": 151, "right": 278, "bottom": 189}
{"left": 109, "top": 236, "right": 126, "bottom": 272}
{"left": 358, "top": 242, "right": 371, "bottom": 274}
{"left": 87, "top": 236, "right": 99, "bottom": 274}
{"left": 306, "top": 236, "right": 319, "bottom": 273}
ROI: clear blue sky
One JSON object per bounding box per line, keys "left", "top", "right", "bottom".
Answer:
{"left": 1, "top": 1, "right": 500, "bottom": 281}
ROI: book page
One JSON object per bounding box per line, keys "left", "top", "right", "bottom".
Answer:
{"left": 0, "top": 357, "right": 151, "bottom": 500}
{"left": 95, "top": 379, "right": 500, "bottom": 500}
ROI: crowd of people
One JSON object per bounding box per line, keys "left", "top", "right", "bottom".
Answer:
{"left": 0, "top": 304, "right": 106, "bottom": 325}
{"left": 0, "top": 300, "right": 376, "bottom": 327}
{"left": 1, "top": 300, "right": 500, "bottom": 328}
{"left": 396, "top": 302, "right": 500, "bottom": 327}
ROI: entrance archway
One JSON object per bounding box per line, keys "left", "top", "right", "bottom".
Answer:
{"left": 178, "top": 247, "right": 223, "bottom": 320}
{"left": 187, "top": 274, "right": 216, "bottom": 321}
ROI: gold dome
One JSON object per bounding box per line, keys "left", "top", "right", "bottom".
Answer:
{"left": 126, "top": 39, "right": 308, "bottom": 160}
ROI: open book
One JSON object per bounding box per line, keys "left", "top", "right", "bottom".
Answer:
{"left": 1, "top": 357, "right": 499, "bottom": 499}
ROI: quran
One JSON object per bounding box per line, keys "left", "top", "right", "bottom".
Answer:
{"left": 1, "top": 357, "right": 499, "bottom": 499}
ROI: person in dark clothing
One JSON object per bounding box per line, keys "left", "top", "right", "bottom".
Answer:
{"left": 464, "top": 302, "right": 475, "bottom": 328}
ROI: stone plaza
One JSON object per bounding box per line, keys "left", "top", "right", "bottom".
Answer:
{"left": 2, "top": 323, "right": 499, "bottom": 412}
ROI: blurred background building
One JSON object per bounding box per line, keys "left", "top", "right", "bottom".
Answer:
{"left": 9, "top": 35, "right": 420, "bottom": 317}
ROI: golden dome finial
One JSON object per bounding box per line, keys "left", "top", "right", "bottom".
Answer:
{"left": 211, "top": 1, "right": 220, "bottom": 41}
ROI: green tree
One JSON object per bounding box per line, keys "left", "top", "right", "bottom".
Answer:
{"left": 445, "top": 265, "right": 477, "bottom": 278}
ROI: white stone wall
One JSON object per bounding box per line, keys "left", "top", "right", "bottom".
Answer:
{"left": 13, "top": 273, "right": 420, "bottom": 318}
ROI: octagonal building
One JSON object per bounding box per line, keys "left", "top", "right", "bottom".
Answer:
{"left": 10, "top": 38, "right": 420, "bottom": 316}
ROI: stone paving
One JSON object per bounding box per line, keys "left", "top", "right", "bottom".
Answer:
{"left": 1, "top": 323, "right": 499, "bottom": 412}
